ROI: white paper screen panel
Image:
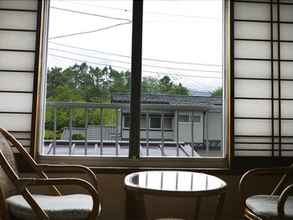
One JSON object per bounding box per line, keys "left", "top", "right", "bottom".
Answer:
{"left": 280, "top": 4, "right": 293, "bottom": 21}
{"left": 0, "top": 0, "right": 37, "bottom": 10}
{"left": 235, "top": 22, "right": 271, "bottom": 39}
{"left": 234, "top": 60, "right": 270, "bottom": 78}
{"left": 281, "top": 24, "right": 293, "bottom": 40}
{"left": 0, "top": 72, "right": 33, "bottom": 92}
{"left": 234, "top": 79, "right": 271, "bottom": 98}
{"left": 235, "top": 100, "right": 271, "bottom": 118}
{"left": 0, "top": 93, "right": 32, "bottom": 112}
{"left": 0, "top": 51, "right": 35, "bottom": 71}
{"left": 0, "top": 11, "right": 36, "bottom": 30}
{"left": 234, "top": 2, "right": 270, "bottom": 20}
{"left": 235, "top": 119, "right": 272, "bottom": 136}
{"left": 0, "top": 31, "right": 36, "bottom": 50}
{"left": 235, "top": 41, "right": 271, "bottom": 59}
{"left": 232, "top": 0, "right": 293, "bottom": 157}
{"left": 0, "top": 0, "right": 39, "bottom": 151}
{"left": 0, "top": 114, "right": 32, "bottom": 131}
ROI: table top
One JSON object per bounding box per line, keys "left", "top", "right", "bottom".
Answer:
{"left": 124, "top": 171, "right": 227, "bottom": 196}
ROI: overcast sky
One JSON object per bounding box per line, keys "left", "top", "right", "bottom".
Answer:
{"left": 47, "top": 0, "right": 223, "bottom": 92}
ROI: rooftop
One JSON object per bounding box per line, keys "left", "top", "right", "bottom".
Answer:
{"left": 111, "top": 93, "right": 222, "bottom": 112}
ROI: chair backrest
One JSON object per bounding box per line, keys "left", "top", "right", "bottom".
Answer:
{"left": 0, "top": 132, "right": 19, "bottom": 220}
{"left": 0, "top": 132, "right": 18, "bottom": 199}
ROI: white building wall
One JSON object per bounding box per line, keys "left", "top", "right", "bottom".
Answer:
{"left": 206, "top": 112, "right": 222, "bottom": 141}
{"left": 178, "top": 112, "right": 204, "bottom": 143}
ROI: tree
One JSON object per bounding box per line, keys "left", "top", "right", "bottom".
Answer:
{"left": 212, "top": 87, "right": 223, "bottom": 96}
{"left": 45, "top": 63, "right": 191, "bottom": 136}
{"left": 142, "top": 76, "right": 189, "bottom": 95}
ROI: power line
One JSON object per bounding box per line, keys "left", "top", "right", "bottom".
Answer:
{"left": 63, "top": 2, "right": 219, "bottom": 20}
{"left": 48, "top": 53, "right": 221, "bottom": 79}
{"left": 143, "top": 70, "right": 221, "bottom": 79}
{"left": 63, "top": 2, "right": 132, "bottom": 13}
{"left": 49, "top": 47, "right": 130, "bottom": 64}
{"left": 49, "top": 41, "right": 130, "bottom": 57}
{"left": 51, "top": 6, "right": 131, "bottom": 22}
{"left": 49, "top": 41, "right": 222, "bottom": 67}
{"left": 49, "top": 21, "right": 131, "bottom": 40}
{"left": 49, "top": 47, "right": 221, "bottom": 73}
{"left": 48, "top": 53, "right": 129, "bottom": 70}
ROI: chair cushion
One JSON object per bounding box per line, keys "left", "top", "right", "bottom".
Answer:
{"left": 246, "top": 195, "right": 293, "bottom": 219}
{"left": 6, "top": 194, "right": 93, "bottom": 220}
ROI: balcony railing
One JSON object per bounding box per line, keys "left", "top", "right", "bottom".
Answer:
{"left": 44, "top": 101, "right": 222, "bottom": 157}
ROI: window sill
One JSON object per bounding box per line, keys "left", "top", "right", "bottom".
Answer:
{"left": 37, "top": 155, "right": 228, "bottom": 171}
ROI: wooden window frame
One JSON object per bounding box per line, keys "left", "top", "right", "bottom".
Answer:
{"left": 33, "top": 0, "right": 229, "bottom": 168}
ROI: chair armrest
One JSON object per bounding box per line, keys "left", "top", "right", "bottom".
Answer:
{"left": 18, "top": 177, "right": 101, "bottom": 220}
{"left": 278, "top": 184, "right": 293, "bottom": 219}
{"left": 37, "top": 164, "right": 100, "bottom": 192}
{"left": 239, "top": 167, "right": 293, "bottom": 212}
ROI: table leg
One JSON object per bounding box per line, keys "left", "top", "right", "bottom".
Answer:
{"left": 194, "top": 196, "right": 202, "bottom": 220}
{"left": 214, "top": 193, "right": 226, "bottom": 220}
{"left": 125, "top": 190, "right": 146, "bottom": 220}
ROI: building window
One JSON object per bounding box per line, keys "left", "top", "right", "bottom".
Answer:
{"left": 179, "top": 115, "right": 189, "bottom": 123}
{"left": 150, "top": 115, "right": 161, "bottom": 129}
{"left": 40, "top": 0, "right": 225, "bottom": 165}
{"left": 164, "top": 117, "right": 173, "bottom": 130}
{"left": 123, "top": 115, "right": 130, "bottom": 129}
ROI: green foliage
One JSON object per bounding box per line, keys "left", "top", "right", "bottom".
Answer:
{"left": 142, "top": 76, "right": 190, "bottom": 95}
{"left": 45, "top": 63, "right": 191, "bottom": 137}
{"left": 44, "top": 130, "right": 61, "bottom": 139}
{"left": 72, "top": 133, "right": 85, "bottom": 140}
{"left": 47, "top": 63, "right": 190, "bottom": 102}
{"left": 212, "top": 87, "right": 223, "bottom": 96}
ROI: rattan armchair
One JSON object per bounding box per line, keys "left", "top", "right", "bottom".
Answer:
{"left": 239, "top": 165, "right": 293, "bottom": 220}
{"left": 0, "top": 128, "right": 102, "bottom": 220}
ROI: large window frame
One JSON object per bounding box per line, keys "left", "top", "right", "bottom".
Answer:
{"left": 36, "top": 0, "right": 230, "bottom": 168}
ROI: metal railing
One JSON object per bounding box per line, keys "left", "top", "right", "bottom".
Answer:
{"left": 44, "top": 101, "right": 222, "bottom": 157}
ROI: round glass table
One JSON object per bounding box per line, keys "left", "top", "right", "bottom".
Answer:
{"left": 124, "top": 171, "right": 227, "bottom": 220}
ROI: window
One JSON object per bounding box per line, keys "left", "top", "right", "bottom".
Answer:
{"left": 123, "top": 115, "right": 130, "bottom": 129}
{"left": 40, "top": 0, "right": 225, "bottom": 165}
{"left": 150, "top": 115, "right": 161, "bottom": 129}
{"left": 178, "top": 114, "right": 201, "bottom": 123}
{"left": 164, "top": 117, "right": 173, "bottom": 130}
{"left": 179, "top": 115, "right": 189, "bottom": 123}
{"left": 192, "top": 116, "right": 201, "bottom": 123}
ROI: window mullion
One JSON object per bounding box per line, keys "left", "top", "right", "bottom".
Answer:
{"left": 129, "top": 0, "right": 144, "bottom": 159}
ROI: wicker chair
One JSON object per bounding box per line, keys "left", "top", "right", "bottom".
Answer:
{"left": 239, "top": 165, "right": 293, "bottom": 220}
{"left": 0, "top": 128, "right": 101, "bottom": 220}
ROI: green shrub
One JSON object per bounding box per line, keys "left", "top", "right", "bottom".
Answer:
{"left": 44, "top": 130, "right": 61, "bottom": 139}
{"left": 71, "top": 133, "right": 85, "bottom": 140}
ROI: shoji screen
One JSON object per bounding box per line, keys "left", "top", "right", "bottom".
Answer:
{"left": 232, "top": 0, "right": 293, "bottom": 165}
{"left": 0, "top": 0, "right": 42, "bottom": 154}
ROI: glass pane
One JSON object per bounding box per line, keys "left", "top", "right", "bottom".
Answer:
{"left": 43, "top": 0, "right": 132, "bottom": 157}
{"left": 150, "top": 116, "right": 161, "bottom": 129}
{"left": 140, "top": 0, "right": 224, "bottom": 158}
